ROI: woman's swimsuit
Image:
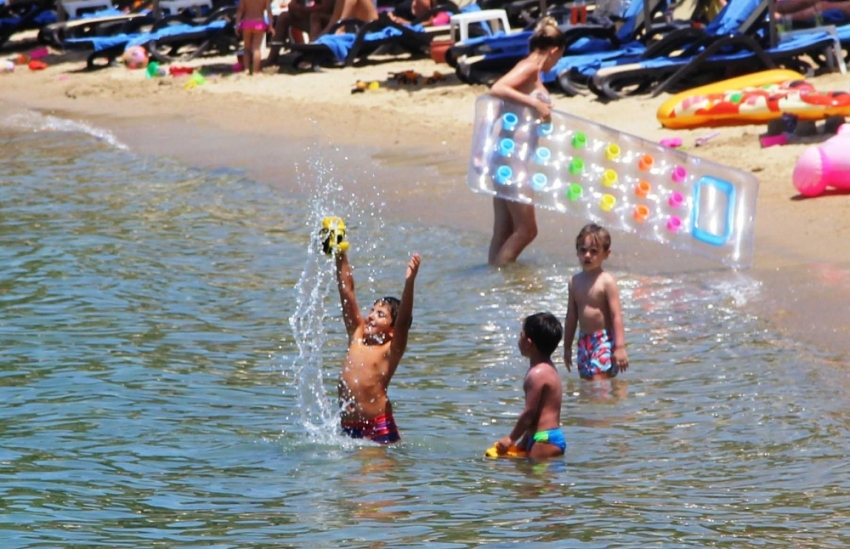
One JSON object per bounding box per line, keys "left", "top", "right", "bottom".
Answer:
{"left": 341, "top": 413, "right": 401, "bottom": 444}
{"left": 577, "top": 329, "right": 618, "bottom": 380}
{"left": 239, "top": 19, "right": 268, "bottom": 31}
{"left": 527, "top": 429, "right": 567, "bottom": 453}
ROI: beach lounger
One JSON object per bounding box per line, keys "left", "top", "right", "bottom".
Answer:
{"left": 0, "top": 0, "right": 57, "bottom": 49}
{"left": 288, "top": 12, "right": 435, "bottom": 68}
{"left": 63, "top": 6, "right": 235, "bottom": 67}
{"left": 551, "top": 0, "right": 770, "bottom": 95}
{"left": 447, "top": 0, "right": 680, "bottom": 86}
{"left": 38, "top": 7, "right": 153, "bottom": 48}
{"left": 582, "top": 0, "right": 843, "bottom": 98}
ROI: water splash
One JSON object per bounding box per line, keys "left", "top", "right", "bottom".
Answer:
{"left": 285, "top": 149, "right": 358, "bottom": 443}
{"left": 285, "top": 145, "right": 390, "bottom": 444}
{"left": 1, "top": 111, "right": 128, "bottom": 150}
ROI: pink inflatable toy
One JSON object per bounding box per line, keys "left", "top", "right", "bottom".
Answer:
{"left": 793, "top": 124, "right": 850, "bottom": 197}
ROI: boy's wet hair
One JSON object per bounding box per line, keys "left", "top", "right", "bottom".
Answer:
{"left": 575, "top": 223, "right": 612, "bottom": 252}
{"left": 375, "top": 296, "right": 409, "bottom": 327}
{"left": 529, "top": 17, "right": 566, "bottom": 51}
{"left": 523, "top": 312, "right": 563, "bottom": 356}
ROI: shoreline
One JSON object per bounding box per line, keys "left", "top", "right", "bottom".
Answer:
{"left": 1, "top": 50, "right": 848, "bottom": 357}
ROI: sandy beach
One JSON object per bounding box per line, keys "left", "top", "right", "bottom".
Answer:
{"left": 1, "top": 40, "right": 848, "bottom": 356}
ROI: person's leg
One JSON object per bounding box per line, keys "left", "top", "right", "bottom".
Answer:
{"left": 266, "top": 13, "right": 291, "bottom": 65}
{"left": 309, "top": 11, "right": 330, "bottom": 38}
{"left": 288, "top": 6, "right": 311, "bottom": 43}
{"left": 528, "top": 441, "right": 563, "bottom": 460}
{"left": 243, "top": 29, "right": 256, "bottom": 74}
{"left": 250, "top": 28, "right": 263, "bottom": 74}
{"left": 488, "top": 197, "right": 513, "bottom": 265}
{"left": 775, "top": 0, "right": 818, "bottom": 13}
{"left": 491, "top": 201, "right": 537, "bottom": 266}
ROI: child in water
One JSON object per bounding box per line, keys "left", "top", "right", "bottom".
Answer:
{"left": 487, "top": 18, "right": 566, "bottom": 266}
{"left": 496, "top": 312, "right": 566, "bottom": 460}
{"left": 335, "top": 248, "right": 421, "bottom": 444}
{"left": 236, "top": 0, "right": 274, "bottom": 75}
{"left": 563, "top": 224, "right": 629, "bottom": 380}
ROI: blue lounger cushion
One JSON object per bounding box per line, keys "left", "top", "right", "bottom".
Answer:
{"left": 65, "top": 19, "right": 227, "bottom": 51}
{"left": 314, "top": 23, "right": 425, "bottom": 63}
{"left": 0, "top": 7, "right": 56, "bottom": 31}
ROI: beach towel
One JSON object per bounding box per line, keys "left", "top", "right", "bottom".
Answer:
{"left": 126, "top": 20, "right": 226, "bottom": 48}
{"left": 314, "top": 23, "right": 425, "bottom": 63}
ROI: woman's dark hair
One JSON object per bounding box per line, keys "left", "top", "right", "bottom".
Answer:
{"left": 529, "top": 17, "right": 566, "bottom": 51}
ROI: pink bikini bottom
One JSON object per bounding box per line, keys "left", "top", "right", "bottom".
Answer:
{"left": 239, "top": 19, "right": 268, "bottom": 31}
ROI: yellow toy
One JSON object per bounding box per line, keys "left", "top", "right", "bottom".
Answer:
{"left": 319, "top": 216, "right": 349, "bottom": 256}
{"left": 484, "top": 444, "right": 528, "bottom": 459}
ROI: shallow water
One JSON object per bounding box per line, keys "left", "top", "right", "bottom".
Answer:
{"left": 2, "top": 109, "right": 850, "bottom": 548}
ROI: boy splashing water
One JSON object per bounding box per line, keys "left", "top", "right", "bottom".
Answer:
{"left": 334, "top": 247, "right": 421, "bottom": 444}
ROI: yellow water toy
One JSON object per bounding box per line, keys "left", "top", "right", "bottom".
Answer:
{"left": 319, "top": 216, "right": 349, "bottom": 256}
{"left": 484, "top": 444, "right": 528, "bottom": 459}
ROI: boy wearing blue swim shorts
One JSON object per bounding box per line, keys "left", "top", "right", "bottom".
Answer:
{"left": 563, "top": 224, "right": 629, "bottom": 380}
{"left": 496, "top": 312, "right": 566, "bottom": 460}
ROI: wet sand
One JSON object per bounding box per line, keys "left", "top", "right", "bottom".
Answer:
{"left": 1, "top": 49, "right": 848, "bottom": 357}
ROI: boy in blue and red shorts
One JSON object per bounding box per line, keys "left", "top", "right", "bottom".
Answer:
{"left": 563, "top": 224, "right": 630, "bottom": 381}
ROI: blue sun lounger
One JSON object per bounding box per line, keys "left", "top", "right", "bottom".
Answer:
{"left": 64, "top": 15, "right": 233, "bottom": 68}
{"left": 1, "top": 0, "right": 57, "bottom": 48}
{"left": 579, "top": 0, "right": 842, "bottom": 98}
{"left": 548, "top": 0, "right": 773, "bottom": 96}
{"left": 448, "top": 0, "right": 681, "bottom": 86}
{"left": 289, "top": 13, "right": 435, "bottom": 68}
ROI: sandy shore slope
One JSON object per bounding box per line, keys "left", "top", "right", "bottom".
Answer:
{"left": 1, "top": 45, "right": 848, "bottom": 356}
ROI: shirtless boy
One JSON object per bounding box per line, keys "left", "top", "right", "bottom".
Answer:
{"left": 496, "top": 312, "right": 566, "bottom": 460}
{"left": 563, "top": 224, "right": 629, "bottom": 380}
{"left": 335, "top": 249, "right": 420, "bottom": 444}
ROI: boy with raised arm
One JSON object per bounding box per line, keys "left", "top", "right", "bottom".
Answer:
{"left": 335, "top": 249, "right": 421, "bottom": 444}
{"left": 563, "top": 223, "right": 629, "bottom": 380}
{"left": 496, "top": 312, "right": 566, "bottom": 460}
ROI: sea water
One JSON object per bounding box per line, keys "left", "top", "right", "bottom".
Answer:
{"left": 1, "top": 108, "right": 850, "bottom": 548}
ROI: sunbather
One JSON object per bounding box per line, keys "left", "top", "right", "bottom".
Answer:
{"left": 266, "top": 0, "right": 334, "bottom": 64}
{"left": 319, "top": 0, "right": 377, "bottom": 35}
{"left": 775, "top": 0, "right": 850, "bottom": 25}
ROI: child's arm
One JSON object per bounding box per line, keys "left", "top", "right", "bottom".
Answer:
{"left": 605, "top": 275, "right": 629, "bottom": 372}
{"left": 563, "top": 280, "right": 578, "bottom": 372}
{"left": 335, "top": 251, "right": 363, "bottom": 340}
{"left": 497, "top": 372, "right": 543, "bottom": 451}
{"left": 388, "top": 254, "right": 421, "bottom": 366}
{"left": 236, "top": 1, "right": 245, "bottom": 33}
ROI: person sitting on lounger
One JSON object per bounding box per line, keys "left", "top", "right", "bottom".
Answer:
{"left": 318, "top": 0, "right": 378, "bottom": 36}
{"left": 267, "top": 0, "right": 335, "bottom": 65}
{"left": 775, "top": 0, "right": 850, "bottom": 26}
